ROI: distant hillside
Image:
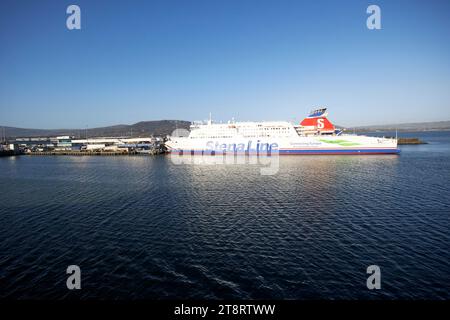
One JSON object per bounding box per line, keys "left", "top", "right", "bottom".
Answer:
{"left": 0, "top": 120, "right": 191, "bottom": 139}
{"left": 2, "top": 119, "right": 449, "bottom": 139}
{"left": 354, "top": 120, "right": 450, "bottom": 132}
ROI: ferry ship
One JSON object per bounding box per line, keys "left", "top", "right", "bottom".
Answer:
{"left": 165, "top": 108, "right": 400, "bottom": 155}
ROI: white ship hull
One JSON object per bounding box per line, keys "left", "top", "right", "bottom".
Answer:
{"left": 166, "top": 135, "right": 399, "bottom": 155}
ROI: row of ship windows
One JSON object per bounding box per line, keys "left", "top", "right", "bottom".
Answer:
{"left": 190, "top": 135, "right": 294, "bottom": 139}
{"left": 194, "top": 127, "right": 290, "bottom": 132}
{"left": 240, "top": 129, "right": 290, "bottom": 132}
{"left": 193, "top": 130, "right": 290, "bottom": 136}
{"left": 190, "top": 136, "right": 233, "bottom": 139}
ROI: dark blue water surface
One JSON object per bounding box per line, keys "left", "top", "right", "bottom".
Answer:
{"left": 0, "top": 131, "right": 449, "bottom": 299}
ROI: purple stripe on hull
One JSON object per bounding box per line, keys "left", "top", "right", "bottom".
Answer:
{"left": 168, "top": 148, "right": 401, "bottom": 155}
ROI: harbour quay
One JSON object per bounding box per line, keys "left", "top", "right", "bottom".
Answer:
{"left": 3, "top": 136, "right": 167, "bottom": 156}
{"left": 0, "top": 143, "right": 20, "bottom": 157}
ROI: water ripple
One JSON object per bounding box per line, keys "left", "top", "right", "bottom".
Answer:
{"left": 1, "top": 134, "right": 450, "bottom": 299}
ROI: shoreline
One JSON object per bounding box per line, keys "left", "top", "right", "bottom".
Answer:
{"left": 24, "top": 150, "right": 165, "bottom": 156}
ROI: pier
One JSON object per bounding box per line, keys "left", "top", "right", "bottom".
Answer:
{"left": 25, "top": 150, "right": 165, "bottom": 156}
{"left": 2, "top": 135, "right": 167, "bottom": 156}
{"left": 397, "top": 138, "right": 427, "bottom": 145}
{"left": 0, "top": 150, "right": 15, "bottom": 157}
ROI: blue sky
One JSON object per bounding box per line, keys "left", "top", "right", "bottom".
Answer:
{"left": 1, "top": 0, "right": 449, "bottom": 128}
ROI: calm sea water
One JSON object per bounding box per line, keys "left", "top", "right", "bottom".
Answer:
{"left": 0, "top": 131, "right": 449, "bottom": 299}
